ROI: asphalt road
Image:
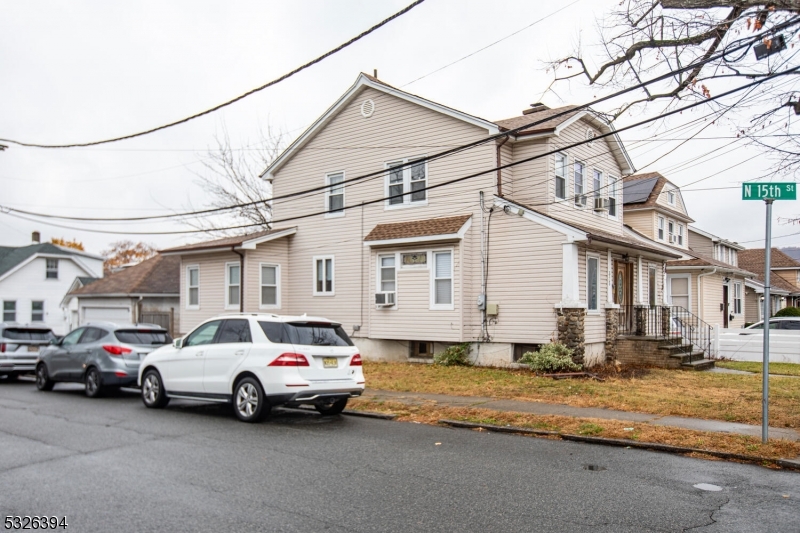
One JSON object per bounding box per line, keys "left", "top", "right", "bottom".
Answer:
{"left": 0, "top": 379, "right": 797, "bottom": 533}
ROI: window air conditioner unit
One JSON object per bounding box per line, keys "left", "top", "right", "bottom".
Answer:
{"left": 593, "top": 197, "right": 608, "bottom": 212}
{"left": 375, "top": 292, "right": 396, "bottom": 307}
{"left": 574, "top": 194, "right": 586, "bottom": 207}
{"left": 669, "top": 235, "right": 677, "bottom": 244}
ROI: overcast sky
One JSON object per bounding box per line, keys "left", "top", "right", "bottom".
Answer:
{"left": 2, "top": 0, "right": 798, "bottom": 255}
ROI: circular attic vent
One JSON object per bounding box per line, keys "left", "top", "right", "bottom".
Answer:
{"left": 361, "top": 99, "right": 375, "bottom": 118}
{"left": 586, "top": 128, "right": 596, "bottom": 145}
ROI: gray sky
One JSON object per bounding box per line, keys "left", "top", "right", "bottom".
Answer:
{"left": 2, "top": 0, "right": 797, "bottom": 255}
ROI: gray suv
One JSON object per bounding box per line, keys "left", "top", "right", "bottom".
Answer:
{"left": 36, "top": 322, "right": 171, "bottom": 397}
{"left": 0, "top": 323, "right": 57, "bottom": 380}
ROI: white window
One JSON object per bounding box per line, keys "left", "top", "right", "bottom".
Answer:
{"left": 573, "top": 161, "right": 586, "bottom": 206}
{"left": 796, "top": 270, "right": 800, "bottom": 284}
{"left": 187, "top": 266, "right": 199, "bottom": 309}
{"left": 667, "top": 190, "right": 675, "bottom": 205}
{"left": 325, "top": 171, "right": 345, "bottom": 216}
{"left": 226, "top": 263, "right": 241, "bottom": 309}
{"left": 678, "top": 224, "right": 684, "bottom": 246}
{"left": 46, "top": 259, "right": 58, "bottom": 279}
{"left": 3, "top": 301, "right": 16, "bottom": 322}
{"left": 587, "top": 255, "right": 599, "bottom": 312}
{"left": 668, "top": 275, "right": 691, "bottom": 310}
{"left": 724, "top": 247, "right": 730, "bottom": 264}
{"left": 31, "top": 301, "right": 44, "bottom": 322}
{"left": 386, "top": 158, "right": 427, "bottom": 207}
{"left": 260, "top": 264, "right": 279, "bottom": 308}
{"left": 668, "top": 220, "right": 675, "bottom": 242}
{"left": 733, "top": 282, "right": 743, "bottom": 314}
{"left": 608, "top": 177, "right": 618, "bottom": 217}
{"left": 431, "top": 251, "right": 453, "bottom": 309}
{"left": 731, "top": 250, "right": 738, "bottom": 267}
{"left": 314, "top": 256, "right": 334, "bottom": 295}
{"left": 658, "top": 217, "right": 665, "bottom": 240}
{"left": 593, "top": 169, "right": 602, "bottom": 198}
{"left": 554, "top": 153, "right": 567, "bottom": 200}
{"left": 378, "top": 255, "right": 396, "bottom": 293}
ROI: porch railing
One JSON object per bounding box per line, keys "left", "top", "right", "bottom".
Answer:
{"left": 617, "top": 305, "right": 713, "bottom": 358}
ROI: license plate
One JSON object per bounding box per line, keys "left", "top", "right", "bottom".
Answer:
{"left": 323, "top": 357, "right": 338, "bottom": 368}
{"left": 27, "top": 345, "right": 38, "bottom": 352}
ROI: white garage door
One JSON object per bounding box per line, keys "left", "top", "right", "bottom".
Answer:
{"left": 82, "top": 307, "right": 131, "bottom": 324}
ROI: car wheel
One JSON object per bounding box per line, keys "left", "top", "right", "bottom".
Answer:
{"left": 85, "top": 367, "right": 104, "bottom": 398}
{"left": 233, "top": 377, "right": 270, "bottom": 423}
{"left": 141, "top": 369, "right": 170, "bottom": 409}
{"left": 35, "top": 364, "right": 55, "bottom": 391}
{"left": 315, "top": 397, "right": 348, "bottom": 416}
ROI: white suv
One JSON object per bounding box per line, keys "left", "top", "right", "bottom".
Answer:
{"left": 137, "top": 314, "right": 365, "bottom": 422}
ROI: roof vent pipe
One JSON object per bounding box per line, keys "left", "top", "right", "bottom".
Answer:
{"left": 32, "top": 231, "right": 40, "bottom": 244}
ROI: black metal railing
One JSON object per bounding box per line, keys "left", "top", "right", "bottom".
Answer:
{"left": 617, "top": 305, "right": 713, "bottom": 358}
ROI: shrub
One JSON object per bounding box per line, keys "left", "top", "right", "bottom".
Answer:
{"left": 774, "top": 306, "right": 800, "bottom": 317}
{"left": 433, "top": 343, "right": 473, "bottom": 366}
{"left": 519, "top": 342, "right": 582, "bottom": 373}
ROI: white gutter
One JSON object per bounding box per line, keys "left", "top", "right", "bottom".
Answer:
{"left": 696, "top": 268, "right": 717, "bottom": 321}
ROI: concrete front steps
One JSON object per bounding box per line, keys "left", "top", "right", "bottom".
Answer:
{"left": 660, "top": 342, "right": 715, "bottom": 370}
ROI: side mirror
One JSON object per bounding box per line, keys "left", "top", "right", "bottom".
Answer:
{"left": 173, "top": 337, "right": 183, "bottom": 349}
{"left": 49, "top": 337, "right": 61, "bottom": 345}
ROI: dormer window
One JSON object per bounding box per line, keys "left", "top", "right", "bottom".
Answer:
{"left": 667, "top": 190, "right": 675, "bottom": 205}
{"left": 46, "top": 259, "right": 58, "bottom": 279}
{"left": 386, "top": 158, "right": 426, "bottom": 208}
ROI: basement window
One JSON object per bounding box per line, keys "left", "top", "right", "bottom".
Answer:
{"left": 410, "top": 341, "right": 433, "bottom": 358}
{"left": 513, "top": 343, "right": 542, "bottom": 362}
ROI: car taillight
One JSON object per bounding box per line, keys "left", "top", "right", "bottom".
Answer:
{"left": 350, "top": 354, "right": 362, "bottom": 366}
{"left": 0, "top": 344, "right": 5, "bottom": 353}
{"left": 268, "top": 353, "right": 310, "bottom": 367}
{"left": 103, "top": 345, "right": 132, "bottom": 356}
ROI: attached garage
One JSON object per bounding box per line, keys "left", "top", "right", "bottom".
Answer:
{"left": 82, "top": 306, "right": 131, "bottom": 324}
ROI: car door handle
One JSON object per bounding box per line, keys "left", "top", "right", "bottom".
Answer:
{"left": 235, "top": 350, "right": 245, "bottom": 355}
{"left": 195, "top": 351, "right": 204, "bottom": 357}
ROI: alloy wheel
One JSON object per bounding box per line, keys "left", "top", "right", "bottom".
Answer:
{"left": 143, "top": 374, "right": 159, "bottom": 405}
{"left": 236, "top": 383, "right": 259, "bottom": 418}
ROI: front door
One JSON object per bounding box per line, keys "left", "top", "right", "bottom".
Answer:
{"left": 614, "top": 261, "right": 634, "bottom": 331}
{"left": 722, "top": 285, "right": 729, "bottom": 328}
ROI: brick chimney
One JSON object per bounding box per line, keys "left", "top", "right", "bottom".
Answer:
{"left": 522, "top": 102, "right": 549, "bottom": 115}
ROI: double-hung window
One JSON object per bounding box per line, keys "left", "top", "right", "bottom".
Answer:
{"left": 658, "top": 217, "right": 665, "bottom": 240}
{"left": 260, "top": 265, "right": 279, "bottom": 308}
{"left": 593, "top": 169, "right": 602, "bottom": 198}
{"left": 226, "top": 263, "right": 241, "bottom": 309}
{"left": 3, "top": 301, "right": 16, "bottom": 322}
{"left": 187, "top": 266, "right": 199, "bottom": 309}
{"left": 573, "top": 162, "right": 586, "bottom": 206}
{"left": 31, "top": 301, "right": 44, "bottom": 322}
{"left": 46, "top": 259, "right": 58, "bottom": 279}
{"left": 314, "top": 256, "right": 334, "bottom": 295}
{"left": 678, "top": 225, "right": 684, "bottom": 246}
{"left": 431, "top": 251, "right": 453, "bottom": 309}
{"left": 554, "top": 153, "right": 567, "bottom": 200}
{"left": 733, "top": 282, "right": 743, "bottom": 314}
{"left": 325, "top": 171, "right": 345, "bottom": 216}
{"left": 587, "top": 255, "right": 599, "bottom": 312}
{"left": 667, "top": 190, "right": 675, "bottom": 205}
{"left": 379, "top": 255, "right": 396, "bottom": 293}
{"left": 386, "top": 158, "right": 426, "bottom": 207}
{"left": 668, "top": 221, "right": 675, "bottom": 242}
{"left": 608, "top": 177, "right": 618, "bottom": 217}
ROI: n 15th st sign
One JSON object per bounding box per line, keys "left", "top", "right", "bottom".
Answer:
{"left": 742, "top": 182, "right": 796, "bottom": 200}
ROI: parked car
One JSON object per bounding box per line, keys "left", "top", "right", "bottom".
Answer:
{"left": 0, "top": 323, "right": 57, "bottom": 380}
{"left": 138, "top": 314, "right": 365, "bottom": 423}
{"left": 36, "top": 322, "right": 172, "bottom": 397}
{"left": 742, "top": 318, "right": 800, "bottom": 333}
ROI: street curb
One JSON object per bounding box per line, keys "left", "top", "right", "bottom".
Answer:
{"left": 343, "top": 409, "right": 397, "bottom": 420}
{"left": 438, "top": 419, "right": 800, "bottom": 471}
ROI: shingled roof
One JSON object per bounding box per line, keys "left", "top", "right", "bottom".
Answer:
{"left": 494, "top": 105, "right": 582, "bottom": 136}
{"left": 739, "top": 248, "right": 800, "bottom": 272}
{"left": 160, "top": 227, "right": 295, "bottom": 254}
{"left": 0, "top": 243, "right": 99, "bottom": 279}
{"left": 69, "top": 254, "right": 180, "bottom": 296}
{"left": 622, "top": 172, "right": 694, "bottom": 222}
{"left": 364, "top": 215, "right": 472, "bottom": 242}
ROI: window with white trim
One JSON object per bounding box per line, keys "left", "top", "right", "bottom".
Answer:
{"left": 668, "top": 220, "right": 675, "bottom": 242}
{"left": 587, "top": 255, "right": 599, "bottom": 311}
{"left": 325, "top": 171, "right": 345, "bottom": 216}
{"left": 226, "top": 263, "right": 241, "bottom": 309}
{"left": 187, "top": 266, "right": 199, "bottom": 308}
{"left": 31, "top": 301, "right": 44, "bottom": 322}
{"left": 593, "top": 169, "right": 602, "bottom": 198}
{"left": 260, "top": 264, "right": 279, "bottom": 308}
{"left": 432, "top": 251, "right": 453, "bottom": 309}
{"left": 378, "top": 255, "right": 396, "bottom": 293}
{"left": 386, "top": 158, "right": 426, "bottom": 207}
{"left": 555, "top": 153, "right": 567, "bottom": 200}
{"left": 573, "top": 161, "right": 586, "bottom": 206}
{"left": 658, "top": 217, "right": 665, "bottom": 240}
{"left": 667, "top": 190, "right": 675, "bottom": 205}
{"left": 733, "top": 282, "right": 743, "bottom": 314}
{"left": 314, "top": 256, "right": 334, "bottom": 295}
{"left": 46, "top": 259, "right": 58, "bottom": 279}
{"left": 608, "top": 177, "right": 618, "bottom": 217}
{"left": 678, "top": 224, "right": 684, "bottom": 246}
{"left": 3, "top": 301, "right": 16, "bottom": 322}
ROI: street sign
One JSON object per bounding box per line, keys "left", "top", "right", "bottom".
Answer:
{"left": 742, "top": 182, "right": 796, "bottom": 200}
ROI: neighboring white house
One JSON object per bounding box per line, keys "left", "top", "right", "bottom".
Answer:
{"left": 0, "top": 234, "right": 104, "bottom": 335}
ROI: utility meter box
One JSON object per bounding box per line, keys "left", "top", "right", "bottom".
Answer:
{"left": 486, "top": 303, "right": 499, "bottom": 316}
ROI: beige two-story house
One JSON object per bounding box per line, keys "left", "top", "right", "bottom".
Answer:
{"left": 166, "top": 73, "right": 679, "bottom": 367}
{"left": 739, "top": 248, "right": 800, "bottom": 323}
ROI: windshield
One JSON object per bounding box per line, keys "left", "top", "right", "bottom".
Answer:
{"left": 1, "top": 328, "right": 56, "bottom": 341}
{"left": 114, "top": 329, "right": 172, "bottom": 345}
{"left": 258, "top": 321, "right": 354, "bottom": 346}
{"left": 747, "top": 321, "right": 779, "bottom": 330}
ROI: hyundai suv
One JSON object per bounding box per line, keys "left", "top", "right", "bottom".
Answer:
{"left": 138, "top": 314, "right": 365, "bottom": 422}
{"left": 1, "top": 323, "right": 57, "bottom": 380}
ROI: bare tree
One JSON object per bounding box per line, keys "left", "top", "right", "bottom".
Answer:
{"left": 187, "top": 124, "right": 286, "bottom": 236}
{"left": 546, "top": 1, "right": 800, "bottom": 173}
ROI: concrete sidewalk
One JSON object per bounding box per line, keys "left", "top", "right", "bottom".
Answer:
{"left": 362, "top": 389, "right": 800, "bottom": 442}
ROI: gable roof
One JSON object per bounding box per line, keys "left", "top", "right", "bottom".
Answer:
{"left": 622, "top": 172, "right": 694, "bottom": 222}
{"left": 364, "top": 215, "right": 472, "bottom": 243}
{"left": 0, "top": 242, "right": 101, "bottom": 280}
{"left": 739, "top": 248, "right": 800, "bottom": 273}
{"left": 261, "top": 73, "right": 499, "bottom": 180}
{"left": 160, "top": 227, "right": 297, "bottom": 255}
{"left": 69, "top": 254, "right": 180, "bottom": 297}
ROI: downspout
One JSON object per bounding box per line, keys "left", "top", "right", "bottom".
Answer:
{"left": 697, "top": 268, "right": 717, "bottom": 321}
{"left": 232, "top": 246, "right": 244, "bottom": 313}
{"left": 496, "top": 135, "right": 509, "bottom": 197}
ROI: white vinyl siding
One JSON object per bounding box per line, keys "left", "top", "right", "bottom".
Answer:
{"left": 226, "top": 262, "right": 240, "bottom": 310}
{"left": 431, "top": 250, "right": 453, "bottom": 310}
{"left": 325, "top": 171, "right": 345, "bottom": 217}
{"left": 260, "top": 264, "right": 279, "bottom": 308}
{"left": 313, "top": 256, "right": 334, "bottom": 296}
{"left": 385, "top": 158, "right": 427, "bottom": 208}
{"left": 187, "top": 266, "right": 199, "bottom": 309}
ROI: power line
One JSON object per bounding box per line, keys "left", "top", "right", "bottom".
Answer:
{"left": 0, "top": 0, "right": 427, "bottom": 149}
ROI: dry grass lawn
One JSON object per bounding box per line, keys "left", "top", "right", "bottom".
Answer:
{"left": 716, "top": 361, "right": 800, "bottom": 377}
{"left": 361, "top": 361, "right": 800, "bottom": 428}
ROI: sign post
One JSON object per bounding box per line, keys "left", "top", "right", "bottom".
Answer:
{"left": 742, "top": 182, "right": 796, "bottom": 443}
